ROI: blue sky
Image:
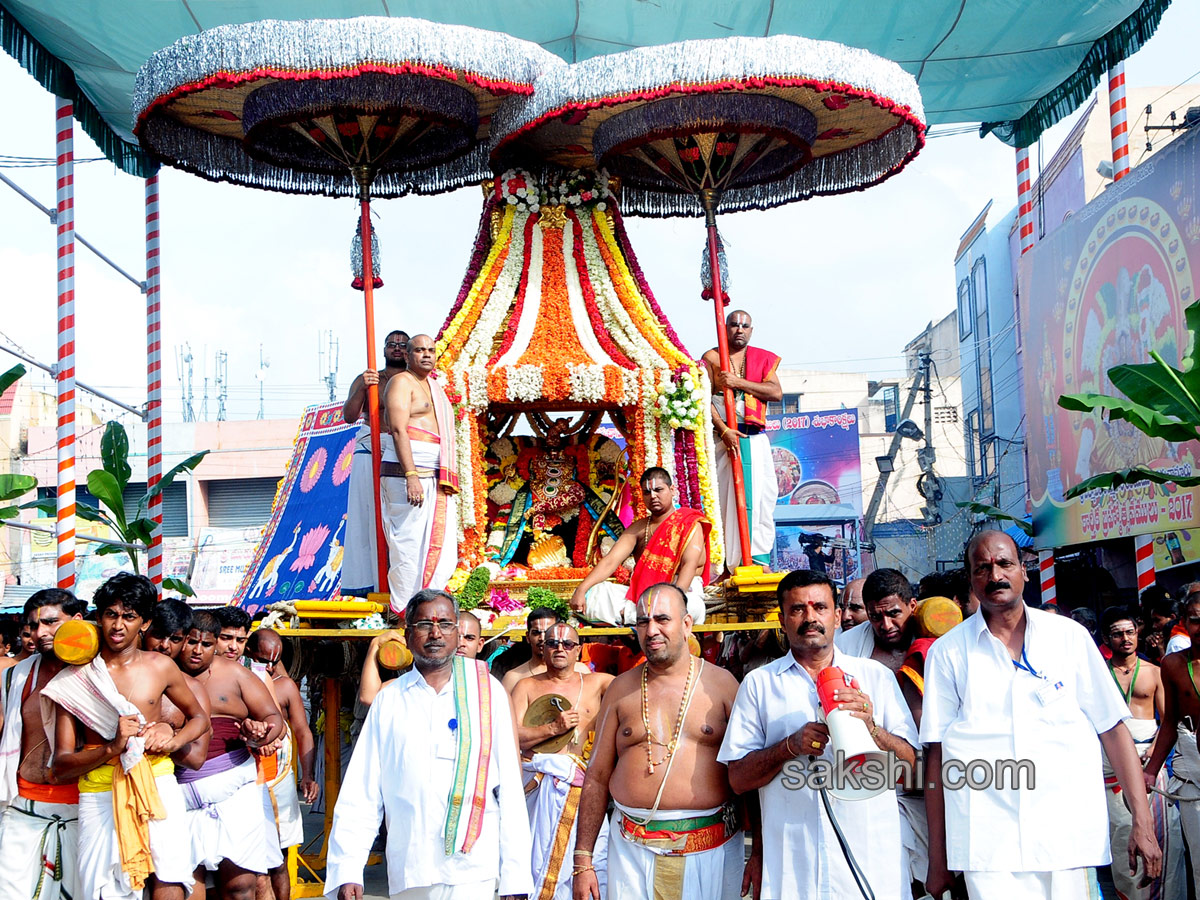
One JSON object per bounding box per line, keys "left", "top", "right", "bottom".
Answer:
{"left": 1, "top": 3, "right": 1198, "bottom": 425}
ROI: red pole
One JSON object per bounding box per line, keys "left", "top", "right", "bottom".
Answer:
{"left": 145, "top": 175, "right": 164, "bottom": 593}
{"left": 55, "top": 98, "right": 77, "bottom": 590}
{"left": 357, "top": 184, "right": 389, "bottom": 594}
{"left": 701, "top": 190, "right": 753, "bottom": 568}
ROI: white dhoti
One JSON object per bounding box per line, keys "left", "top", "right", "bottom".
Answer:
{"left": 584, "top": 577, "right": 706, "bottom": 625}
{"left": 524, "top": 754, "right": 608, "bottom": 900}
{"left": 608, "top": 802, "right": 743, "bottom": 900}
{"left": 714, "top": 432, "right": 777, "bottom": 569}
{"left": 1102, "top": 718, "right": 1186, "bottom": 900}
{"left": 267, "top": 765, "right": 304, "bottom": 850}
{"left": 380, "top": 439, "right": 458, "bottom": 611}
{"left": 390, "top": 881, "right": 494, "bottom": 899}
{"left": 1168, "top": 721, "right": 1200, "bottom": 889}
{"left": 0, "top": 796, "right": 78, "bottom": 900}
{"left": 77, "top": 771, "right": 192, "bottom": 900}
{"left": 963, "top": 867, "right": 1099, "bottom": 899}
{"left": 181, "top": 754, "right": 274, "bottom": 874}
{"left": 341, "top": 423, "right": 382, "bottom": 595}
{"left": 897, "top": 792, "right": 929, "bottom": 887}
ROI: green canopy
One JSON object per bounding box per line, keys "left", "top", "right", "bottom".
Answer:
{"left": 0, "top": 0, "right": 1171, "bottom": 177}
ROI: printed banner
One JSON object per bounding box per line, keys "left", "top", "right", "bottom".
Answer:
{"left": 1020, "top": 129, "right": 1200, "bottom": 548}
{"left": 232, "top": 402, "right": 358, "bottom": 613}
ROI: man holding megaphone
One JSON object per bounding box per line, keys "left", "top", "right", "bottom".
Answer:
{"left": 720, "top": 569, "right": 919, "bottom": 900}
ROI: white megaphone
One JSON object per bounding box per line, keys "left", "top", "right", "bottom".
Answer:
{"left": 816, "top": 667, "right": 891, "bottom": 801}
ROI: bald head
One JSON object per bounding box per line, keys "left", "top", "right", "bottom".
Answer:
{"left": 407, "top": 334, "right": 436, "bottom": 376}
{"left": 246, "top": 628, "right": 283, "bottom": 666}
{"left": 725, "top": 310, "right": 753, "bottom": 349}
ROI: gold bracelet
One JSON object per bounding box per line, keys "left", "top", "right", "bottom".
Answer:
{"left": 784, "top": 734, "right": 799, "bottom": 759}
{"left": 573, "top": 850, "right": 593, "bottom": 858}
{"left": 572, "top": 865, "right": 596, "bottom": 876}
{"left": 404, "top": 470, "right": 418, "bottom": 477}
{"left": 869, "top": 723, "right": 881, "bottom": 740}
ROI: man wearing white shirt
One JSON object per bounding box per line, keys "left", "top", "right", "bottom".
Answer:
{"left": 922, "top": 530, "right": 1161, "bottom": 899}
{"left": 719, "top": 569, "right": 918, "bottom": 900}
{"left": 324, "top": 589, "right": 532, "bottom": 900}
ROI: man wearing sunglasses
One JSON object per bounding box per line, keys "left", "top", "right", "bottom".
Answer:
{"left": 512, "top": 623, "right": 615, "bottom": 900}
{"left": 502, "top": 608, "right": 590, "bottom": 693}
{"left": 340, "top": 329, "right": 409, "bottom": 596}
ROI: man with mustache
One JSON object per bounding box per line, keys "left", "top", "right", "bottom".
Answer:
{"left": 325, "top": 589, "right": 531, "bottom": 900}
{"left": 1098, "top": 607, "right": 1184, "bottom": 899}
{"left": 572, "top": 583, "right": 747, "bottom": 900}
{"left": 720, "top": 569, "right": 917, "bottom": 899}
{"left": 511, "top": 623, "right": 614, "bottom": 899}
{"left": 923, "top": 531, "right": 1161, "bottom": 899}
{"left": 1144, "top": 590, "right": 1200, "bottom": 891}
{"left": 341, "top": 329, "right": 409, "bottom": 595}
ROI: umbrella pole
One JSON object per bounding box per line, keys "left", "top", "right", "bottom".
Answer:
{"left": 701, "top": 189, "right": 753, "bottom": 569}
{"left": 355, "top": 172, "right": 390, "bottom": 595}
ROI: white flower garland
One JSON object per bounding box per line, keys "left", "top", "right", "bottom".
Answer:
{"left": 507, "top": 365, "right": 544, "bottom": 402}
{"left": 568, "top": 363, "right": 607, "bottom": 403}
{"left": 653, "top": 369, "right": 705, "bottom": 431}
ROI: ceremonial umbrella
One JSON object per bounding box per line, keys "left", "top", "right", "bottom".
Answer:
{"left": 134, "top": 17, "right": 558, "bottom": 593}
{"left": 493, "top": 35, "right": 925, "bottom": 571}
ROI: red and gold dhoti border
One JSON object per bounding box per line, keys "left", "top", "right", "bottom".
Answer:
{"left": 617, "top": 802, "right": 740, "bottom": 855}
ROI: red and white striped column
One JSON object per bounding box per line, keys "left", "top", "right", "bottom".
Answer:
{"left": 1038, "top": 549, "right": 1056, "bottom": 606}
{"left": 1134, "top": 533, "right": 1156, "bottom": 593}
{"left": 1016, "top": 147, "right": 1035, "bottom": 255}
{"left": 1108, "top": 62, "right": 1131, "bottom": 181}
{"left": 145, "top": 175, "right": 163, "bottom": 591}
{"left": 54, "top": 99, "right": 76, "bottom": 590}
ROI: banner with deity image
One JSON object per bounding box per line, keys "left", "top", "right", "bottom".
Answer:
{"left": 1020, "top": 128, "right": 1200, "bottom": 549}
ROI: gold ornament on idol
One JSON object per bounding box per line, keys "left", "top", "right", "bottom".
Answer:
{"left": 641, "top": 655, "right": 697, "bottom": 775}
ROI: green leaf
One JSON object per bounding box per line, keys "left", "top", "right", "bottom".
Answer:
{"left": 1107, "top": 360, "right": 1200, "bottom": 420}
{"left": 94, "top": 544, "right": 126, "bottom": 558}
{"left": 955, "top": 501, "right": 1033, "bottom": 535}
{"left": 1184, "top": 300, "right": 1200, "bottom": 373}
{"left": 0, "top": 364, "right": 25, "bottom": 397}
{"left": 0, "top": 507, "right": 19, "bottom": 520}
{"left": 1064, "top": 467, "right": 1200, "bottom": 499}
{"left": 0, "top": 474, "right": 36, "bottom": 502}
{"left": 19, "top": 498, "right": 56, "bottom": 517}
{"left": 162, "top": 577, "right": 195, "bottom": 597}
{"left": 143, "top": 451, "right": 208, "bottom": 506}
{"left": 126, "top": 517, "right": 155, "bottom": 548}
{"left": 17, "top": 497, "right": 111, "bottom": 526}
{"left": 100, "top": 422, "right": 131, "bottom": 493}
{"left": 86, "top": 469, "right": 128, "bottom": 532}
{"left": 1057, "top": 393, "right": 1200, "bottom": 444}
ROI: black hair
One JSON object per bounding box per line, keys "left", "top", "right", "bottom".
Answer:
{"left": 93, "top": 573, "right": 157, "bottom": 621}
{"left": 941, "top": 568, "right": 970, "bottom": 604}
{"left": 863, "top": 568, "right": 914, "bottom": 606}
{"left": 526, "top": 607, "right": 562, "bottom": 628}
{"left": 1099, "top": 605, "right": 1138, "bottom": 635}
{"left": 640, "top": 466, "right": 673, "bottom": 488}
{"left": 214, "top": 606, "right": 252, "bottom": 632}
{"left": 1147, "top": 596, "right": 1179, "bottom": 619}
{"left": 24, "top": 587, "right": 87, "bottom": 619}
{"left": 964, "top": 529, "right": 1020, "bottom": 564}
{"left": 190, "top": 610, "right": 221, "bottom": 637}
{"left": 776, "top": 569, "right": 838, "bottom": 606}
{"left": 405, "top": 588, "right": 457, "bottom": 625}
{"left": 148, "top": 598, "right": 193, "bottom": 639}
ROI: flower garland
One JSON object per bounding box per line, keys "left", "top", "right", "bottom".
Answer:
{"left": 497, "top": 167, "right": 612, "bottom": 213}
{"left": 653, "top": 369, "right": 705, "bottom": 431}
{"left": 439, "top": 193, "right": 498, "bottom": 337}
{"left": 693, "top": 367, "right": 724, "bottom": 569}
{"left": 567, "top": 209, "right": 635, "bottom": 368}
{"left": 487, "top": 213, "right": 537, "bottom": 365}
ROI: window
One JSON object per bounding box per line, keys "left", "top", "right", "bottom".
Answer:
{"left": 207, "top": 478, "right": 280, "bottom": 529}
{"left": 934, "top": 406, "right": 958, "bottom": 424}
{"left": 766, "top": 393, "right": 803, "bottom": 416}
{"left": 972, "top": 258, "right": 994, "bottom": 437}
{"left": 883, "top": 385, "right": 899, "bottom": 433}
{"left": 958, "top": 277, "right": 973, "bottom": 339}
{"left": 35, "top": 481, "right": 189, "bottom": 538}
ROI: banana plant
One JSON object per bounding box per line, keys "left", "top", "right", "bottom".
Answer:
{"left": 1058, "top": 300, "right": 1200, "bottom": 499}
{"left": 0, "top": 365, "right": 36, "bottom": 520}
{"left": 954, "top": 501, "right": 1033, "bottom": 536}
{"left": 19, "top": 421, "right": 207, "bottom": 596}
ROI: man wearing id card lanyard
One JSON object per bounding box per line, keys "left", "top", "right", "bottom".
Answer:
{"left": 922, "top": 531, "right": 1161, "bottom": 900}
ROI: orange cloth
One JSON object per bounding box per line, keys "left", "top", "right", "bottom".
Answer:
{"left": 79, "top": 756, "right": 170, "bottom": 891}
{"left": 17, "top": 775, "right": 79, "bottom": 804}
{"left": 626, "top": 507, "right": 711, "bottom": 602}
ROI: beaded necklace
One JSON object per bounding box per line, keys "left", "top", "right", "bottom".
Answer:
{"left": 641, "top": 655, "right": 698, "bottom": 775}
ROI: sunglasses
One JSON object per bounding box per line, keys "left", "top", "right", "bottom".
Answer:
{"left": 544, "top": 639, "right": 579, "bottom": 651}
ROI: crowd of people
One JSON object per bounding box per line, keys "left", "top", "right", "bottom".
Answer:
{"left": 0, "top": 574, "right": 317, "bottom": 900}
{"left": 2, "top": 529, "right": 1198, "bottom": 898}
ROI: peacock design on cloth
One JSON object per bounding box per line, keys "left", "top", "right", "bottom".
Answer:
{"left": 248, "top": 523, "right": 302, "bottom": 600}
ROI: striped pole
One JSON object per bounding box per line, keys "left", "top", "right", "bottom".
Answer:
{"left": 1108, "top": 62, "right": 1131, "bottom": 181}
{"left": 1038, "top": 549, "right": 1056, "bottom": 606}
{"left": 1016, "top": 147, "right": 1035, "bottom": 255}
{"left": 54, "top": 99, "right": 76, "bottom": 590}
{"left": 145, "top": 176, "right": 163, "bottom": 591}
{"left": 1134, "top": 533, "right": 1156, "bottom": 593}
